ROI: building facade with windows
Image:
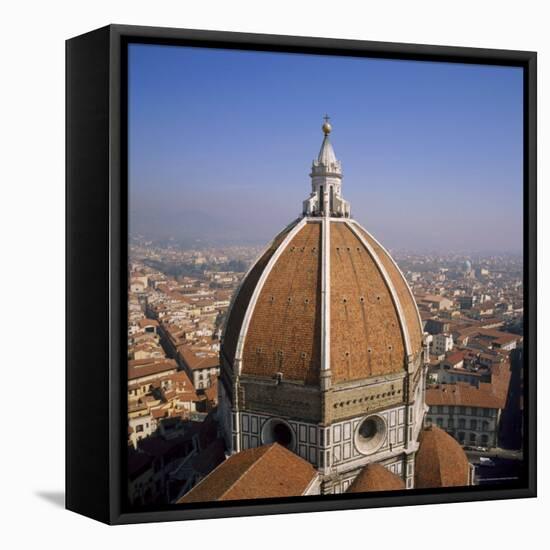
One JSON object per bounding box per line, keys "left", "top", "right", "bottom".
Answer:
{"left": 425, "top": 386, "right": 503, "bottom": 448}
{"left": 432, "top": 333, "right": 454, "bottom": 356}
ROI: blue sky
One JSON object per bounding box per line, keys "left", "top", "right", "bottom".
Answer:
{"left": 128, "top": 43, "right": 523, "bottom": 253}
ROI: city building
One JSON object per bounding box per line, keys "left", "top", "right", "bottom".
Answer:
{"left": 462, "top": 260, "right": 476, "bottom": 280}
{"left": 432, "top": 333, "right": 454, "bottom": 356}
{"left": 178, "top": 344, "right": 220, "bottom": 390}
{"left": 425, "top": 318, "right": 450, "bottom": 335}
{"left": 418, "top": 294, "right": 454, "bottom": 311}
{"left": 426, "top": 386, "right": 503, "bottom": 448}
{"left": 458, "top": 295, "right": 476, "bottom": 310}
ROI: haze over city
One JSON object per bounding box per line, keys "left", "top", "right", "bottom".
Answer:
{"left": 129, "top": 44, "right": 523, "bottom": 253}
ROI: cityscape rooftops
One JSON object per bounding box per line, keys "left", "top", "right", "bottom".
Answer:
{"left": 128, "top": 358, "right": 178, "bottom": 381}
{"left": 444, "top": 351, "right": 466, "bottom": 366}
{"left": 427, "top": 383, "right": 503, "bottom": 409}
{"left": 178, "top": 344, "right": 219, "bottom": 371}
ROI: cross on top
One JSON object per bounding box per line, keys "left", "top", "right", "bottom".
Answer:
{"left": 323, "top": 114, "right": 330, "bottom": 124}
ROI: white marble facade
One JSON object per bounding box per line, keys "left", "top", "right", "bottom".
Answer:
{"left": 228, "top": 392, "right": 424, "bottom": 493}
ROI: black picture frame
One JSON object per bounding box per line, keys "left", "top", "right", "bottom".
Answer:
{"left": 66, "top": 24, "right": 537, "bottom": 525}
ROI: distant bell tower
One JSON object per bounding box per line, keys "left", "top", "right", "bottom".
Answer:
{"left": 303, "top": 116, "right": 351, "bottom": 218}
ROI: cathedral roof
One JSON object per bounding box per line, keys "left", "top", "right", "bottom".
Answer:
{"left": 414, "top": 426, "right": 471, "bottom": 489}
{"left": 221, "top": 120, "right": 423, "bottom": 386}
{"left": 347, "top": 463, "right": 405, "bottom": 493}
{"left": 222, "top": 218, "right": 423, "bottom": 385}
{"left": 177, "top": 443, "right": 317, "bottom": 503}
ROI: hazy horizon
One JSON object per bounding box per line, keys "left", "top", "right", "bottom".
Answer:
{"left": 129, "top": 44, "right": 523, "bottom": 254}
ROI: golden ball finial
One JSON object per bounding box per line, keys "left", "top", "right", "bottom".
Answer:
{"left": 322, "top": 114, "right": 332, "bottom": 135}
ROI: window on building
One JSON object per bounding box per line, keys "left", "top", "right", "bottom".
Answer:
{"left": 136, "top": 425, "right": 144, "bottom": 433}
{"left": 269, "top": 421, "right": 294, "bottom": 448}
{"left": 448, "top": 418, "right": 454, "bottom": 429}
{"left": 470, "top": 419, "right": 477, "bottom": 430}
{"left": 459, "top": 418, "right": 466, "bottom": 429}
{"left": 469, "top": 432, "right": 476, "bottom": 443}
{"left": 482, "top": 420, "right": 489, "bottom": 431}
{"left": 436, "top": 418, "right": 443, "bottom": 428}
{"left": 458, "top": 432, "right": 465, "bottom": 444}
{"left": 481, "top": 434, "right": 489, "bottom": 445}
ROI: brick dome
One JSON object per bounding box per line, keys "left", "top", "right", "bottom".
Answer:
{"left": 347, "top": 463, "right": 405, "bottom": 493}
{"left": 222, "top": 216, "right": 423, "bottom": 386}
{"left": 414, "top": 426, "right": 471, "bottom": 488}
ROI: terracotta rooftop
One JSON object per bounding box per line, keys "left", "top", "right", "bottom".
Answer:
{"left": 138, "top": 318, "right": 159, "bottom": 328}
{"left": 204, "top": 377, "right": 218, "bottom": 402}
{"left": 420, "top": 294, "right": 452, "bottom": 303}
{"left": 444, "top": 351, "right": 465, "bottom": 365}
{"left": 178, "top": 344, "right": 219, "bottom": 371}
{"left": 128, "top": 358, "right": 178, "bottom": 381}
{"left": 427, "top": 358, "right": 511, "bottom": 409}
{"left": 455, "top": 327, "right": 521, "bottom": 347}
{"left": 159, "top": 370, "right": 193, "bottom": 387}
{"left": 415, "top": 426, "right": 470, "bottom": 489}
{"left": 177, "top": 443, "right": 317, "bottom": 503}
{"left": 427, "top": 384, "right": 501, "bottom": 409}
{"left": 347, "top": 463, "right": 405, "bottom": 493}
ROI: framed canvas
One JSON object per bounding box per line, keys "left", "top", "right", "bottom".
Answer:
{"left": 66, "top": 24, "right": 537, "bottom": 524}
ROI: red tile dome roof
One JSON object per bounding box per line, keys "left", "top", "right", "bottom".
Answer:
{"left": 415, "top": 426, "right": 471, "bottom": 488}
{"left": 222, "top": 217, "right": 423, "bottom": 386}
{"left": 347, "top": 463, "right": 405, "bottom": 493}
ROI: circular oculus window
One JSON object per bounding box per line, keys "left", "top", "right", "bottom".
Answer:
{"left": 354, "top": 415, "right": 387, "bottom": 455}
{"left": 261, "top": 418, "right": 296, "bottom": 450}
